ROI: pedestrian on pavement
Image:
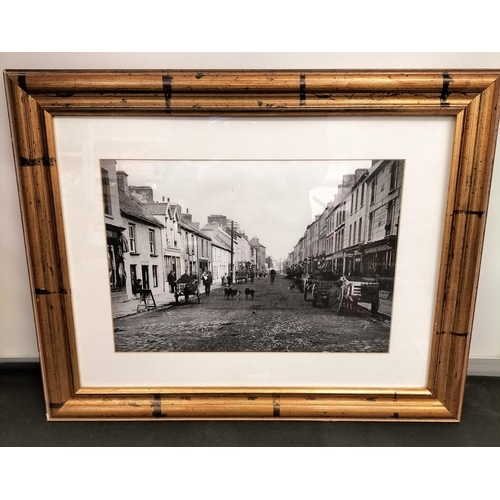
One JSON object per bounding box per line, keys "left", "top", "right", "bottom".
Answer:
{"left": 167, "top": 270, "right": 176, "bottom": 293}
{"left": 227, "top": 273, "right": 233, "bottom": 287}
{"left": 133, "top": 279, "right": 142, "bottom": 296}
{"left": 222, "top": 274, "right": 228, "bottom": 287}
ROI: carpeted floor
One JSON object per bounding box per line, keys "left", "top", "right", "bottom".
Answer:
{"left": 1, "top": 363, "right": 498, "bottom": 446}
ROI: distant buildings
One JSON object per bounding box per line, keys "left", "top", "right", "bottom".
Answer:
{"left": 249, "top": 237, "right": 266, "bottom": 274}
{"left": 205, "top": 215, "right": 254, "bottom": 273}
{"left": 100, "top": 161, "right": 267, "bottom": 302}
{"left": 286, "top": 160, "right": 404, "bottom": 291}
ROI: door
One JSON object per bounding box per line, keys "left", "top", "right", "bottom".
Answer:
{"left": 130, "top": 264, "right": 137, "bottom": 290}
{"left": 142, "top": 265, "right": 150, "bottom": 289}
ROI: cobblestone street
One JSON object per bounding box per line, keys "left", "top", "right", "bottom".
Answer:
{"left": 114, "top": 274, "right": 391, "bottom": 352}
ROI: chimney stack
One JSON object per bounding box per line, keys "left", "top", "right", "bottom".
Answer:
{"left": 129, "top": 186, "right": 154, "bottom": 204}
{"left": 181, "top": 212, "right": 193, "bottom": 224}
{"left": 116, "top": 171, "right": 129, "bottom": 196}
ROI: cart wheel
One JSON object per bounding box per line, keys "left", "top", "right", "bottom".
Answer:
{"left": 197, "top": 292, "right": 201, "bottom": 304}
{"left": 175, "top": 293, "right": 179, "bottom": 304}
{"left": 371, "top": 300, "right": 379, "bottom": 314}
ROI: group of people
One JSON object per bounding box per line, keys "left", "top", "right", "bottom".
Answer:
{"left": 166, "top": 268, "right": 277, "bottom": 296}
{"left": 221, "top": 273, "right": 232, "bottom": 287}
{"left": 167, "top": 269, "right": 213, "bottom": 296}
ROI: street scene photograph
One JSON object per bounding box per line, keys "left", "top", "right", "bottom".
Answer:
{"left": 101, "top": 158, "right": 405, "bottom": 352}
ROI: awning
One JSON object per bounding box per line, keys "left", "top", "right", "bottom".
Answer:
{"left": 363, "top": 244, "right": 392, "bottom": 255}
{"left": 361, "top": 236, "right": 397, "bottom": 254}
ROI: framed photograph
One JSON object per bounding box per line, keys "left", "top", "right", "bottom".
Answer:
{"left": 4, "top": 69, "right": 499, "bottom": 421}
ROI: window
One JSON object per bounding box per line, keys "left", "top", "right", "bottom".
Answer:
{"left": 129, "top": 223, "right": 136, "bottom": 253}
{"left": 152, "top": 265, "right": 158, "bottom": 287}
{"left": 368, "top": 213, "right": 374, "bottom": 241}
{"left": 349, "top": 224, "right": 352, "bottom": 246}
{"left": 390, "top": 162, "right": 398, "bottom": 191}
{"left": 350, "top": 194, "right": 354, "bottom": 215}
{"left": 386, "top": 201, "right": 395, "bottom": 236}
{"left": 355, "top": 190, "right": 359, "bottom": 211}
{"left": 353, "top": 221, "right": 357, "bottom": 244}
{"left": 101, "top": 168, "right": 112, "bottom": 216}
{"left": 360, "top": 183, "right": 365, "bottom": 207}
{"left": 358, "top": 218, "right": 363, "bottom": 243}
{"left": 370, "top": 178, "right": 377, "bottom": 205}
{"left": 149, "top": 229, "right": 156, "bottom": 255}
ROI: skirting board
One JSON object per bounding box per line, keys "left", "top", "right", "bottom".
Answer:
{"left": 466, "top": 358, "right": 500, "bottom": 377}
{"left": 1, "top": 357, "right": 499, "bottom": 376}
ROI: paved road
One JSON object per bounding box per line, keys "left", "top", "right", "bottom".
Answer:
{"left": 113, "top": 274, "right": 390, "bottom": 352}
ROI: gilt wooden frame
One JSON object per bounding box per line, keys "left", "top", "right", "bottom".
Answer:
{"left": 4, "top": 69, "right": 500, "bottom": 421}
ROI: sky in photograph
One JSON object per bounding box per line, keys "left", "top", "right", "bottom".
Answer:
{"left": 116, "top": 159, "right": 373, "bottom": 262}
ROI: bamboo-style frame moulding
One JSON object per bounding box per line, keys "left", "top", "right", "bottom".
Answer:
{"left": 4, "top": 69, "right": 500, "bottom": 421}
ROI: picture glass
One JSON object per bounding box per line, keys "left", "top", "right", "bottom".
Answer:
{"left": 55, "top": 115, "right": 452, "bottom": 388}
{"left": 102, "top": 158, "right": 405, "bottom": 354}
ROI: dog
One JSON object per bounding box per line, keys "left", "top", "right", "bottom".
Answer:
{"left": 244, "top": 288, "right": 255, "bottom": 299}
{"left": 224, "top": 287, "right": 241, "bottom": 300}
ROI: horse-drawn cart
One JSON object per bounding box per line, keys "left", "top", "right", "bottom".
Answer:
{"left": 302, "top": 276, "right": 315, "bottom": 300}
{"left": 174, "top": 275, "right": 200, "bottom": 304}
{"left": 311, "top": 280, "right": 338, "bottom": 308}
{"left": 311, "top": 276, "right": 380, "bottom": 314}
{"left": 235, "top": 271, "right": 249, "bottom": 284}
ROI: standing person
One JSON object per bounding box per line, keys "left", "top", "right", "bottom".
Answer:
{"left": 133, "top": 279, "right": 142, "bottom": 296}
{"left": 201, "top": 271, "right": 211, "bottom": 296}
{"left": 270, "top": 268, "right": 276, "bottom": 285}
{"left": 222, "top": 273, "right": 228, "bottom": 287}
{"left": 204, "top": 271, "right": 213, "bottom": 296}
{"left": 167, "top": 270, "right": 176, "bottom": 293}
{"left": 227, "top": 272, "right": 233, "bottom": 287}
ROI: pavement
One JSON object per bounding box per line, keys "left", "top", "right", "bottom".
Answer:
{"left": 112, "top": 283, "right": 226, "bottom": 319}
{"left": 358, "top": 292, "right": 392, "bottom": 319}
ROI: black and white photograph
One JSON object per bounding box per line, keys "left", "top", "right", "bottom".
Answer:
{"left": 102, "top": 159, "right": 405, "bottom": 353}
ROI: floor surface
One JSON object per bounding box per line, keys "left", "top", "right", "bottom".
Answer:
{"left": 1, "top": 363, "right": 498, "bottom": 446}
